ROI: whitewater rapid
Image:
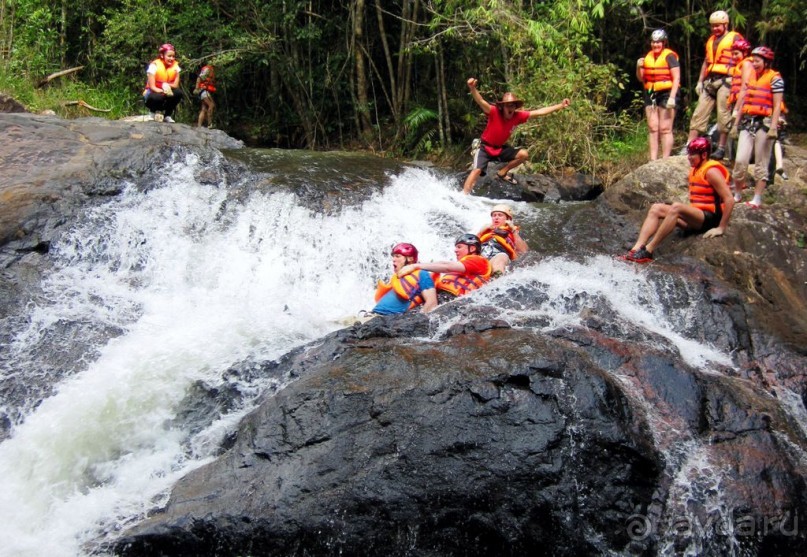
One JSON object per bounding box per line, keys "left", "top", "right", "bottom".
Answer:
{"left": 0, "top": 151, "right": 735, "bottom": 556}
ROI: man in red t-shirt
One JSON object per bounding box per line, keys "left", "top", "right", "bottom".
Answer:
{"left": 397, "top": 234, "right": 492, "bottom": 303}
{"left": 463, "top": 77, "right": 571, "bottom": 194}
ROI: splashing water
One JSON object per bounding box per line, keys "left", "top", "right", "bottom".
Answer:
{"left": 0, "top": 150, "right": 739, "bottom": 556}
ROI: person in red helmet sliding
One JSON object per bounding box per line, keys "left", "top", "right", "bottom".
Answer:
{"left": 621, "top": 137, "right": 735, "bottom": 263}
{"left": 143, "top": 43, "right": 184, "bottom": 123}
{"left": 398, "top": 234, "right": 492, "bottom": 303}
{"left": 729, "top": 46, "right": 785, "bottom": 208}
{"left": 372, "top": 243, "right": 437, "bottom": 315}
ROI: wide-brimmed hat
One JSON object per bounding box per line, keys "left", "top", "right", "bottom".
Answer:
{"left": 495, "top": 92, "right": 524, "bottom": 108}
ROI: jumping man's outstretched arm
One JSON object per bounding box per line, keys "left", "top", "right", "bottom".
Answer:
{"left": 527, "top": 99, "right": 571, "bottom": 119}
{"left": 467, "top": 78, "right": 491, "bottom": 115}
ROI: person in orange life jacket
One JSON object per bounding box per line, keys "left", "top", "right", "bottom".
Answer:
{"left": 193, "top": 64, "right": 216, "bottom": 128}
{"left": 622, "top": 137, "right": 734, "bottom": 264}
{"left": 683, "top": 11, "right": 744, "bottom": 161}
{"left": 636, "top": 29, "right": 680, "bottom": 160}
{"left": 398, "top": 234, "right": 492, "bottom": 302}
{"left": 727, "top": 38, "right": 753, "bottom": 115}
{"left": 143, "top": 43, "right": 184, "bottom": 123}
{"left": 477, "top": 204, "right": 528, "bottom": 276}
{"left": 729, "top": 46, "right": 784, "bottom": 209}
{"left": 462, "top": 77, "right": 571, "bottom": 195}
{"left": 372, "top": 243, "right": 437, "bottom": 315}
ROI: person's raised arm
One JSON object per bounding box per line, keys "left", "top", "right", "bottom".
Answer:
{"left": 527, "top": 98, "right": 570, "bottom": 119}
{"left": 467, "top": 78, "right": 491, "bottom": 115}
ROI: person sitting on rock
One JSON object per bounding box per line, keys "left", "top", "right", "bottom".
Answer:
{"left": 477, "top": 204, "right": 529, "bottom": 276}
{"left": 143, "top": 43, "right": 184, "bottom": 123}
{"left": 462, "top": 77, "right": 571, "bottom": 195}
{"left": 372, "top": 243, "right": 437, "bottom": 315}
{"left": 621, "top": 136, "right": 734, "bottom": 263}
{"left": 398, "top": 234, "right": 492, "bottom": 302}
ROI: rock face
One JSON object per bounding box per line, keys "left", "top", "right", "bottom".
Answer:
{"left": 0, "top": 113, "right": 242, "bottom": 317}
{"left": 114, "top": 297, "right": 807, "bottom": 556}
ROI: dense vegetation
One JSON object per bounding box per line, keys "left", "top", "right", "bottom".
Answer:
{"left": 1, "top": 0, "right": 805, "bottom": 173}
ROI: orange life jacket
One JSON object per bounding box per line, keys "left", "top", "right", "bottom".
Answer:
{"left": 705, "top": 32, "right": 740, "bottom": 76}
{"left": 435, "top": 255, "right": 491, "bottom": 297}
{"left": 643, "top": 48, "right": 678, "bottom": 92}
{"left": 728, "top": 57, "right": 751, "bottom": 105}
{"left": 689, "top": 160, "right": 729, "bottom": 214}
{"left": 374, "top": 270, "right": 438, "bottom": 308}
{"left": 478, "top": 224, "right": 518, "bottom": 261}
{"left": 197, "top": 65, "right": 216, "bottom": 92}
{"left": 143, "top": 58, "right": 178, "bottom": 95}
{"left": 742, "top": 68, "right": 781, "bottom": 117}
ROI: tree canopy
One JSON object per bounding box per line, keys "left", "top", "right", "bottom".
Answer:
{"left": 1, "top": 0, "right": 804, "bottom": 171}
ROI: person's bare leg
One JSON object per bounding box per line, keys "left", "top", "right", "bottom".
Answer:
{"left": 463, "top": 168, "right": 483, "bottom": 195}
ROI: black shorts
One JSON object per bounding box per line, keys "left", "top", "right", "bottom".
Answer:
{"left": 700, "top": 210, "right": 721, "bottom": 232}
{"left": 644, "top": 89, "right": 671, "bottom": 108}
{"left": 473, "top": 144, "right": 521, "bottom": 174}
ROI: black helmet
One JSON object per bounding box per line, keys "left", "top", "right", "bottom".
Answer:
{"left": 455, "top": 233, "right": 482, "bottom": 253}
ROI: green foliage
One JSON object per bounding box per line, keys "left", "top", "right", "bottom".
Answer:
{"left": 1, "top": 0, "right": 805, "bottom": 172}
{"left": 403, "top": 106, "right": 439, "bottom": 155}
{"left": 0, "top": 68, "right": 136, "bottom": 118}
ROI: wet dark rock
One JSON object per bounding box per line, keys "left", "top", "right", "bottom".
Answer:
{"left": 465, "top": 164, "right": 603, "bottom": 203}
{"left": 0, "top": 94, "right": 27, "bottom": 113}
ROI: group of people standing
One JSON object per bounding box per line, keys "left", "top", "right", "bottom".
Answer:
{"left": 621, "top": 10, "right": 786, "bottom": 264}
{"left": 638, "top": 10, "right": 786, "bottom": 209}
{"left": 142, "top": 43, "right": 216, "bottom": 127}
{"left": 370, "top": 205, "right": 528, "bottom": 316}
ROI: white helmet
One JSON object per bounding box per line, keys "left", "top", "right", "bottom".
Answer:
{"left": 490, "top": 204, "right": 513, "bottom": 220}
{"left": 709, "top": 10, "right": 729, "bottom": 25}
{"left": 651, "top": 29, "right": 668, "bottom": 43}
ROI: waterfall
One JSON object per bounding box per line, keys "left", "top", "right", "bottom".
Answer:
{"left": 0, "top": 149, "right": 742, "bottom": 556}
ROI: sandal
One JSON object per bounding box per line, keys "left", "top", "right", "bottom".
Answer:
{"left": 497, "top": 173, "right": 518, "bottom": 185}
{"left": 745, "top": 201, "right": 761, "bottom": 209}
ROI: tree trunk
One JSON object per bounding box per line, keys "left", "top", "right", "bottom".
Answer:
{"left": 437, "top": 42, "right": 451, "bottom": 145}
{"left": 60, "top": 0, "right": 67, "bottom": 67}
{"left": 353, "top": 0, "right": 373, "bottom": 142}
{"left": 374, "top": 0, "right": 398, "bottom": 127}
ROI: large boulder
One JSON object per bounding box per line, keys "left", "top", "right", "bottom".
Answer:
{"left": 113, "top": 300, "right": 807, "bottom": 556}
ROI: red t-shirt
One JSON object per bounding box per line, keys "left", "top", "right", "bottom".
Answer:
{"left": 480, "top": 106, "right": 530, "bottom": 156}
{"left": 460, "top": 254, "right": 492, "bottom": 277}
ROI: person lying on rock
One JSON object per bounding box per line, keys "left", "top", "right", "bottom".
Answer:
{"left": 622, "top": 136, "right": 734, "bottom": 264}
{"left": 477, "top": 204, "right": 529, "bottom": 277}
{"left": 398, "top": 234, "right": 492, "bottom": 303}
{"left": 462, "top": 77, "right": 571, "bottom": 195}
{"left": 372, "top": 243, "right": 437, "bottom": 315}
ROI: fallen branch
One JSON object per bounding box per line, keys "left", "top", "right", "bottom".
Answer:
{"left": 62, "top": 99, "right": 112, "bottom": 113}
{"left": 36, "top": 66, "right": 85, "bottom": 88}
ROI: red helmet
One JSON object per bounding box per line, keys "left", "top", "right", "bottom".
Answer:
{"left": 391, "top": 243, "right": 418, "bottom": 262}
{"left": 687, "top": 137, "right": 711, "bottom": 158}
{"left": 159, "top": 43, "right": 176, "bottom": 54}
{"left": 732, "top": 38, "right": 751, "bottom": 55}
{"left": 752, "top": 46, "right": 774, "bottom": 62}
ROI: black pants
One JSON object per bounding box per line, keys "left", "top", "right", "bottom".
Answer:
{"left": 144, "top": 89, "right": 184, "bottom": 117}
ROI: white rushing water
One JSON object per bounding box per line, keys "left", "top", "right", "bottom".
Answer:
{"left": 0, "top": 151, "right": 736, "bottom": 556}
